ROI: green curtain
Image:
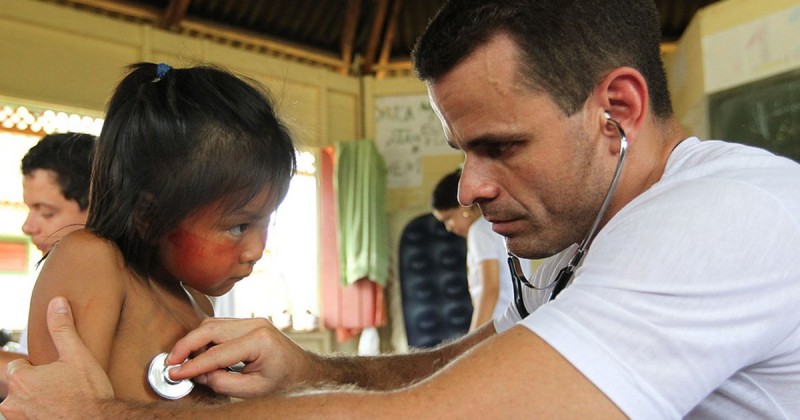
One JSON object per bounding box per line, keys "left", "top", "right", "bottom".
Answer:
{"left": 334, "top": 140, "right": 389, "bottom": 287}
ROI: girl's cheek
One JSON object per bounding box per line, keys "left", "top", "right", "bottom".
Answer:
{"left": 167, "top": 229, "right": 207, "bottom": 267}
{"left": 166, "top": 229, "right": 241, "bottom": 284}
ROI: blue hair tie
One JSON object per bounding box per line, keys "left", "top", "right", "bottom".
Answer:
{"left": 156, "top": 63, "right": 172, "bottom": 79}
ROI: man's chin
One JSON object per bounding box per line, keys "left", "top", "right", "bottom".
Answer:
{"left": 506, "top": 238, "right": 563, "bottom": 260}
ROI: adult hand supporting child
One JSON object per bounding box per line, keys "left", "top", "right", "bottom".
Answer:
{"left": 1, "top": 297, "right": 113, "bottom": 419}
{"left": 166, "top": 317, "right": 317, "bottom": 399}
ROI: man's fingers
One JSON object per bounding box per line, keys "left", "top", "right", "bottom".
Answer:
{"left": 167, "top": 317, "right": 271, "bottom": 365}
{"left": 168, "top": 341, "right": 246, "bottom": 380}
{"left": 46, "top": 296, "right": 86, "bottom": 362}
{"left": 6, "top": 357, "right": 32, "bottom": 377}
{"left": 167, "top": 318, "right": 232, "bottom": 364}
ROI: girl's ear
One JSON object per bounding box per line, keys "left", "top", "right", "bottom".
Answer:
{"left": 133, "top": 192, "right": 157, "bottom": 235}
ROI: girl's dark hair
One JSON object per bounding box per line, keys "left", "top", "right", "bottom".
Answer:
{"left": 413, "top": 0, "right": 673, "bottom": 120}
{"left": 431, "top": 169, "right": 462, "bottom": 211}
{"left": 87, "top": 62, "right": 297, "bottom": 281}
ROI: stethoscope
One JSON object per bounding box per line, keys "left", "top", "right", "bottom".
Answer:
{"left": 147, "top": 353, "right": 246, "bottom": 400}
{"left": 146, "top": 284, "right": 245, "bottom": 400}
{"left": 508, "top": 112, "right": 628, "bottom": 318}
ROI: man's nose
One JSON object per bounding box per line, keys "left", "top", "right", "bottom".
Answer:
{"left": 458, "top": 160, "right": 497, "bottom": 206}
{"left": 22, "top": 214, "right": 38, "bottom": 236}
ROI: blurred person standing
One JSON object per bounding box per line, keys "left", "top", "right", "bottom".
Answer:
{"left": 432, "top": 169, "right": 534, "bottom": 331}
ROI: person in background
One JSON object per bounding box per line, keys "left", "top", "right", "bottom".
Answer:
{"left": 432, "top": 169, "right": 521, "bottom": 331}
{"left": 4, "top": 0, "right": 800, "bottom": 417}
{"left": 21, "top": 132, "right": 95, "bottom": 256}
{"left": 0, "top": 132, "right": 94, "bottom": 399}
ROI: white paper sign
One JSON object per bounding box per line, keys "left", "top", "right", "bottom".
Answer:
{"left": 375, "top": 95, "right": 458, "bottom": 188}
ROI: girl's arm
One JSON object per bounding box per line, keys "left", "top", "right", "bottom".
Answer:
{"left": 470, "top": 259, "right": 501, "bottom": 330}
{"left": 27, "top": 229, "right": 126, "bottom": 372}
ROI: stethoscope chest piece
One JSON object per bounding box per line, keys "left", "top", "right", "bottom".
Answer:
{"left": 147, "top": 352, "right": 194, "bottom": 400}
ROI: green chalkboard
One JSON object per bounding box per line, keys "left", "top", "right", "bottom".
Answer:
{"left": 709, "top": 69, "right": 800, "bottom": 162}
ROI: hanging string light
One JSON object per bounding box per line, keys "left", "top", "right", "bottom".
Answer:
{"left": 0, "top": 103, "right": 103, "bottom": 135}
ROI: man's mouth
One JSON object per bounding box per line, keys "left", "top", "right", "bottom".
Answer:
{"left": 486, "top": 218, "right": 524, "bottom": 237}
{"left": 33, "top": 240, "right": 48, "bottom": 253}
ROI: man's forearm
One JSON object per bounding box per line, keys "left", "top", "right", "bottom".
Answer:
{"left": 96, "top": 390, "right": 396, "bottom": 420}
{"left": 306, "top": 323, "right": 495, "bottom": 391}
{"left": 98, "top": 325, "right": 496, "bottom": 419}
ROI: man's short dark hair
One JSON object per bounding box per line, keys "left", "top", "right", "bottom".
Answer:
{"left": 412, "top": 0, "right": 673, "bottom": 119}
{"left": 21, "top": 132, "right": 96, "bottom": 211}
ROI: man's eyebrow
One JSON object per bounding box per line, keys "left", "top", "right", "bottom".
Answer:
{"left": 30, "top": 202, "right": 59, "bottom": 211}
{"left": 459, "top": 133, "right": 528, "bottom": 151}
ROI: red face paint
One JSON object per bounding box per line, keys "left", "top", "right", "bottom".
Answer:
{"left": 164, "top": 228, "right": 241, "bottom": 292}
{"left": 159, "top": 189, "right": 274, "bottom": 296}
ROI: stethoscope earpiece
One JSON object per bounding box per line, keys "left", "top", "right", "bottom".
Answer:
{"left": 508, "top": 108, "right": 629, "bottom": 316}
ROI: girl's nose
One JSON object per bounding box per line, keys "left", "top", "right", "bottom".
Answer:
{"left": 240, "top": 229, "right": 267, "bottom": 265}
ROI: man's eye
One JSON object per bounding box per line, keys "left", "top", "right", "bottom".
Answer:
{"left": 228, "top": 224, "right": 248, "bottom": 236}
{"left": 484, "top": 143, "right": 513, "bottom": 158}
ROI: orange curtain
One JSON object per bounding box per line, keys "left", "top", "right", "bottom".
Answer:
{"left": 319, "top": 146, "right": 386, "bottom": 342}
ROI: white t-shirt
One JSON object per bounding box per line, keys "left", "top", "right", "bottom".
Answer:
{"left": 466, "top": 217, "right": 516, "bottom": 320}
{"left": 495, "top": 138, "right": 800, "bottom": 418}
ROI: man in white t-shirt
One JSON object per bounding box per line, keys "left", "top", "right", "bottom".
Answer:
{"left": 3, "top": 1, "right": 799, "bottom": 418}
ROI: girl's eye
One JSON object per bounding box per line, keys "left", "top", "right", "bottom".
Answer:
{"left": 228, "top": 224, "right": 248, "bottom": 236}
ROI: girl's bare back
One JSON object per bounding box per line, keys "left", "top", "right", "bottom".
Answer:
{"left": 28, "top": 229, "right": 227, "bottom": 403}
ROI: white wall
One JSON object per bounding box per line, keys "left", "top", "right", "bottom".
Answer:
{"left": 666, "top": 0, "right": 800, "bottom": 137}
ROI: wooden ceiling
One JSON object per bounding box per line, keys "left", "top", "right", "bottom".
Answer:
{"left": 45, "top": 0, "right": 721, "bottom": 78}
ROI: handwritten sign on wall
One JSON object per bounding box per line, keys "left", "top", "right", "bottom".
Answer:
{"left": 375, "top": 95, "right": 460, "bottom": 188}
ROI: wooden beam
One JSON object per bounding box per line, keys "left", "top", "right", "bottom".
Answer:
{"left": 54, "top": 0, "right": 345, "bottom": 70}
{"left": 180, "top": 19, "right": 345, "bottom": 68}
{"left": 660, "top": 41, "right": 678, "bottom": 55}
{"left": 61, "top": 0, "right": 160, "bottom": 20}
{"left": 370, "top": 60, "right": 412, "bottom": 72}
{"left": 161, "top": 0, "right": 192, "bottom": 30}
{"left": 339, "top": 0, "right": 363, "bottom": 75}
{"left": 375, "top": 0, "right": 403, "bottom": 79}
{"left": 361, "top": 0, "right": 389, "bottom": 74}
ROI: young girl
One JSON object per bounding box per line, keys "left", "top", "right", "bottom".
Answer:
{"left": 26, "top": 62, "right": 297, "bottom": 403}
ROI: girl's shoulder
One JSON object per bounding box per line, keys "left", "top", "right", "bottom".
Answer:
{"left": 49, "top": 229, "right": 124, "bottom": 264}
{"left": 28, "top": 229, "right": 129, "bottom": 365}
{"left": 36, "top": 229, "right": 129, "bottom": 298}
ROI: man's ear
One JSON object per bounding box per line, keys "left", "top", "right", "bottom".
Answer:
{"left": 594, "top": 67, "right": 648, "bottom": 142}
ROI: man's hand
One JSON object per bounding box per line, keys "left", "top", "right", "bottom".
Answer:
{"left": 167, "top": 317, "right": 317, "bottom": 399}
{"left": 0, "top": 297, "right": 113, "bottom": 419}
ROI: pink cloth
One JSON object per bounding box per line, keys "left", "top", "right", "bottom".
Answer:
{"left": 319, "top": 147, "right": 386, "bottom": 342}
